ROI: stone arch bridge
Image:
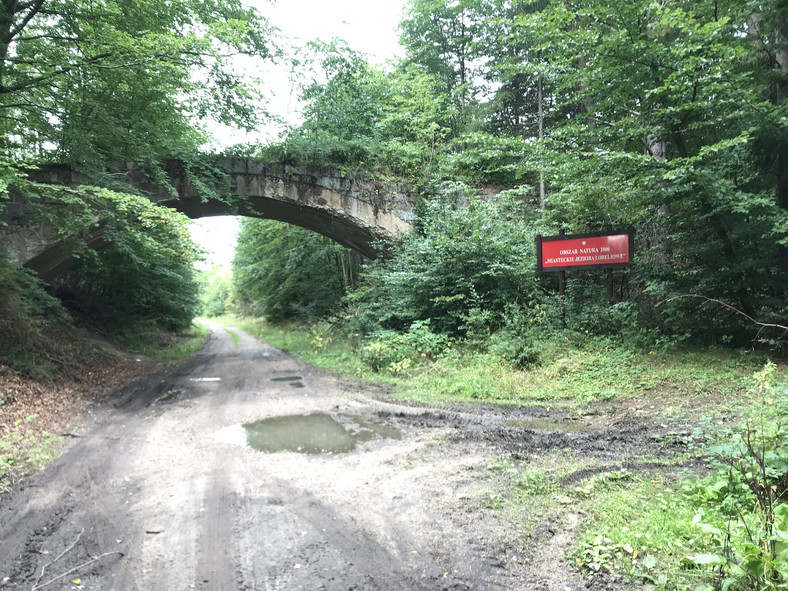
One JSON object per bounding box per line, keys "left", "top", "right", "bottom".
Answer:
{"left": 2, "top": 159, "right": 417, "bottom": 280}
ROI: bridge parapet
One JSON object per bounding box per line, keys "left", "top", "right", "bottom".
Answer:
{"left": 2, "top": 158, "right": 418, "bottom": 279}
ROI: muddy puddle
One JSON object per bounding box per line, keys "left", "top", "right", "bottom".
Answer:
{"left": 215, "top": 413, "right": 400, "bottom": 455}
{"left": 160, "top": 389, "right": 182, "bottom": 401}
{"left": 271, "top": 376, "right": 306, "bottom": 388}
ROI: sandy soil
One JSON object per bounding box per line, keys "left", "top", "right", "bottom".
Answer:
{"left": 0, "top": 322, "right": 684, "bottom": 591}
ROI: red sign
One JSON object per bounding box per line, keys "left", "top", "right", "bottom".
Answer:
{"left": 536, "top": 230, "right": 633, "bottom": 272}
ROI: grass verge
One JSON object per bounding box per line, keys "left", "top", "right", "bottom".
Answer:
{"left": 0, "top": 417, "right": 63, "bottom": 494}
{"left": 226, "top": 316, "right": 777, "bottom": 413}
{"left": 117, "top": 320, "right": 210, "bottom": 359}
{"left": 224, "top": 315, "right": 788, "bottom": 590}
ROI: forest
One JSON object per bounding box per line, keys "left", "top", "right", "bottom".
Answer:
{"left": 0, "top": 0, "right": 785, "bottom": 364}
{"left": 1, "top": 0, "right": 787, "bottom": 588}
{"left": 226, "top": 0, "right": 788, "bottom": 356}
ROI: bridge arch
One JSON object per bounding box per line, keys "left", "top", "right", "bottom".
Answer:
{"left": 3, "top": 159, "right": 417, "bottom": 280}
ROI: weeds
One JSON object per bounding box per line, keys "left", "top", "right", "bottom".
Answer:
{"left": 232, "top": 316, "right": 768, "bottom": 410}
{"left": 0, "top": 416, "right": 62, "bottom": 493}
{"left": 120, "top": 320, "right": 209, "bottom": 358}
{"left": 571, "top": 475, "right": 706, "bottom": 588}
{"left": 567, "top": 362, "right": 788, "bottom": 590}
{"left": 681, "top": 361, "right": 788, "bottom": 590}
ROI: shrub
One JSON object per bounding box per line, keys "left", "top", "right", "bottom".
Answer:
{"left": 359, "top": 320, "right": 451, "bottom": 373}
{"left": 344, "top": 184, "right": 546, "bottom": 341}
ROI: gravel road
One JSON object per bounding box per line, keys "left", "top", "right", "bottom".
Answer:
{"left": 1, "top": 322, "right": 572, "bottom": 590}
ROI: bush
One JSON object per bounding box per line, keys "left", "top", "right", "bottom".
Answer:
{"left": 344, "top": 184, "right": 546, "bottom": 341}
{"left": 683, "top": 362, "right": 788, "bottom": 590}
{"left": 0, "top": 250, "right": 72, "bottom": 377}
{"left": 359, "top": 320, "right": 451, "bottom": 373}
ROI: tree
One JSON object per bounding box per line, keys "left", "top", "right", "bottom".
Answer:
{"left": 233, "top": 218, "right": 361, "bottom": 322}
{"left": 376, "top": 64, "right": 455, "bottom": 178}
{"left": 399, "top": 0, "right": 487, "bottom": 137}
{"left": 743, "top": 0, "right": 788, "bottom": 210}
{"left": 0, "top": 0, "right": 274, "bottom": 348}
{"left": 198, "top": 265, "right": 234, "bottom": 318}
{"left": 345, "top": 184, "right": 542, "bottom": 338}
{"left": 50, "top": 187, "right": 202, "bottom": 333}
{"left": 270, "top": 41, "right": 455, "bottom": 180}
{"left": 512, "top": 0, "right": 788, "bottom": 338}
{"left": 0, "top": 0, "right": 273, "bottom": 179}
{"left": 277, "top": 40, "right": 385, "bottom": 167}
{"left": 473, "top": 0, "right": 553, "bottom": 139}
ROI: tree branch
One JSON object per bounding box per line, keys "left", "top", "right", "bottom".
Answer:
{"left": 8, "top": 0, "right": 45, "bottom": 42}
{"left": 665, "top": 294, "right": 788, "bottom": 334}
{"left": 31, "top": 552, "right": 124, "bottom": 590}
{"left": 31, "top": 527, "right": 84, "bottom": 590}
{"left": 0, "top": 52, "right": 112, "bottom": 93}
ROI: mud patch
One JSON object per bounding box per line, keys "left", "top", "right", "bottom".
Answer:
{"left": 389, "top": 409, "right": 686, "bottom": 460}
{"left": 504, "top": 419, "right": 596, "bottom": 432}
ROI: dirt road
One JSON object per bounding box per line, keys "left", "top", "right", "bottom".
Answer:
{"left": 1, "top": 322, "right": 676, "bottom": 590}
{"left": 0, "top": 323, "right": 533, "bottom": 590}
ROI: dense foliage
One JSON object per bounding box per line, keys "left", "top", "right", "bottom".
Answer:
{"left": 346, "top": 185, "right": 541, "bottom": 334}
{"left": 232, "top": 218, "right": 361, "bottom": 322}
{"left": 242, "top": 0, "right": 787, "bottom": 353}
{"left": 48, "top": 188, "right": 202, "bottom": 334}
{"left": 0, "top": 249, "right": 71, "bottom": 376}
{"left": 0, "top": 0, "right": 274, "bottom": 358}
{"left": 0, "top": 0, "right": 272, "bottom": 175}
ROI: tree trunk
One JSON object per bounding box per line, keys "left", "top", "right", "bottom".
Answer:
{"left": 774, "top": 8, "right": 788, "bottom": 210}
{"left": 750, "top": 5, "right": 788, "bottom": 210}
{"left": 538, "top": 71, "right": 545, "bottom": 214}
{"left": 0, "top": 1, "right": 19, "bottom": 90}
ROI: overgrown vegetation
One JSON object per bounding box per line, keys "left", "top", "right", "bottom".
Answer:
{"left": 232, "top": 219, "right": 362, "bottom": 322}
{"left": 243, "top": 0, "right": 787, "bottom": 351}
{"left": 0, "top": 250, "right": 73, "bottom": 378}
{"left": 0, "top": 0, "right": 273, "bottom": 372}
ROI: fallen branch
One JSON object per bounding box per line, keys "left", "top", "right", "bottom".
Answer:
{"left": 32, "top": 528, "right": 84, "bottom": 590}
{"left": 30, "top": 527, "right": 123, "bottom": 591}
{"left": 31, "top": 551, "right": 124, "bottom": 590}
{"left": 665, "top": 294, "right": 788, "bottom": 335}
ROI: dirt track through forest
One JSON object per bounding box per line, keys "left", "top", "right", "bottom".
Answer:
{"left": 0, "top": 322, "right": 677, "bottom": 590}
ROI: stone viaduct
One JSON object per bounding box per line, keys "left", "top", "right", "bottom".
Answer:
{"left": 1, "top": 159, "right": 418, "bottom": 280}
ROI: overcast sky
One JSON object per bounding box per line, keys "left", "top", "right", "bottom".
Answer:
{"left": 192, "top": 0, "right": 407, "bottom": 269}
{"left": 263, "top": 0, "right": 406, "bottom": 64}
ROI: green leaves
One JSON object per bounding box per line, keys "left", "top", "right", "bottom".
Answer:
{"left": 0, "top": 0, "right": 274, "bottom": 169}
{"left": 346, "top": 185, "right": 541, "bottom": 338}
{"left": 42, "top": 186, "right": 202, "bottom": 333}
{"left": 232, "top": 219, "right": 361, "bottom": 322}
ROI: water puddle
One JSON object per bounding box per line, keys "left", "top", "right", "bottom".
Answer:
{"left": 343, "top": 414, "right": 403, "bottom": 442}
{"left": 160, "top": 389, "right": 182, "bottom": 401}
{"left": 216, "top": 413, "right": 401, "bottom": 455}
{"left": 505, "top": 419, "right": 594, "bottom": 432}
{"left": 190, "top": 377, "right": 221, "bottom": 382}
{"left": 271, "top": 376, "right": 305, "bottom": 388}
